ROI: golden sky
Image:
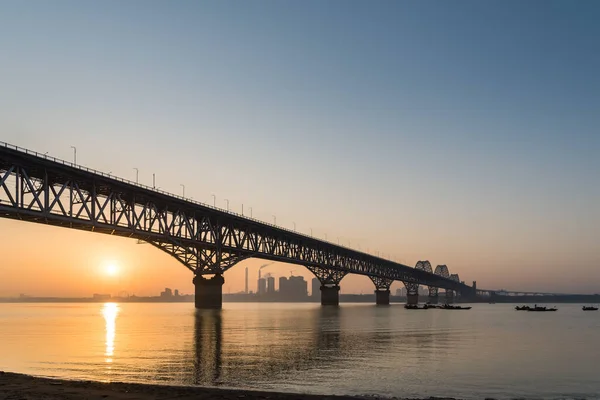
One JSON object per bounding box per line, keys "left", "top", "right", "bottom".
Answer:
{"left": 1, "top": 2, "right": 599, "bottom": 296}
{"left": 1, "top": 214, "right": 599, "bottom": 297}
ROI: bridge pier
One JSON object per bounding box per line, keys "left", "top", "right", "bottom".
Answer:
{"left": 428, "top": 294, "right": 439, "bottom": 304}
{"left": 321, "top": 285, "right": 340, "bottom": 306}
{"left": 375, "top": 289, "right": 390, "bottom": 305}
{"left": 404, "top": 281, "right": 419, "bottom": 305}
{"left": 407, "top": 293, "right": 419, "bottom": 305}
{"left": 193, "top": 274, "right": 225, "bottom": 309}
{"left": 306, "top": 265, "right": 347, "bottom": 307}
{"left": 370, "top": 276, "right": 393, "bottom": 305}
{"left": 428, "top": 286, "right": 439, "bottom": 304}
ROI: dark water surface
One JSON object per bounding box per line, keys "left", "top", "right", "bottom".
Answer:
{"left": 1, "top": 302, "right": 599, "bottom": 399}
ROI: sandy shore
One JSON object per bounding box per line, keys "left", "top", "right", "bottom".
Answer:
{"left": 0, "top": 371, "right": 462, "bottom": 400}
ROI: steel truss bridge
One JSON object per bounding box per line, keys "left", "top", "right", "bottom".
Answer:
{"left": 0, "top": 142, "right": 474, "bottom": 308}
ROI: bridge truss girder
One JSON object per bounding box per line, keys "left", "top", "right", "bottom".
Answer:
{"left": 305, "top": 265, "right": 347, "bottom": 286}
{"left": 369, "top": 276, "right": 393, "bottom": 291}
{"left": 145, "top": 241, "right": 249, "bottom": 275}
{"left": 0, "top": 147, "right": 469, "bottom": 292}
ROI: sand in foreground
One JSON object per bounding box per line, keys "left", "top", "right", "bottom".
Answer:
{"left": 0, "top": 371, "right": 461, "bottom": 400}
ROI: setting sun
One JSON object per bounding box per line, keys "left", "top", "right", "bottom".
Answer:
{"left": 105, "top": 263, "right": 119, "bottom": 277}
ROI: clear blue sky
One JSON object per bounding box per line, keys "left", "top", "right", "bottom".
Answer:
{"left": 0, "top": 0, "right": 599, "bottom": 294}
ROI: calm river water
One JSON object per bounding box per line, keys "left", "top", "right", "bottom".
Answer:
{"left": 1, "top": 302, "right": 599, "bottom": 399}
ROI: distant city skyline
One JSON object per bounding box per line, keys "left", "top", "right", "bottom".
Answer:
{"left": 1, "top": 1, "right": 599, "bottom": 296}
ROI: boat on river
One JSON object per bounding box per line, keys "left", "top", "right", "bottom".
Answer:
{"left": 527, "top": 305, "right": 557, "bottom": 312}
{"left": 515, "top": 305, "right": 531, "bottom": 311}
{"left": 440, "top": 304, "right": 471, "bottom": 310}
{"left": 582, "top": 306, "right": 598, "bottom": 311}
{"left": 405, "top": 304, "right": 428, "bottom": 310}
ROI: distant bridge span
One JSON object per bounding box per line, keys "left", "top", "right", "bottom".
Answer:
{"left": 0, "top": 142, "right": 474, "bottom": 308}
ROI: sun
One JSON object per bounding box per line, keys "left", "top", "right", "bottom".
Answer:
{"left": 105, "top": 263, "right": 119, "bottom": 277}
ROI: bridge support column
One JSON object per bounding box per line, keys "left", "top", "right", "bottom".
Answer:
{"left": 375, "top": 289, "right": 390, "bottom": 305}
{"left": 193, "top": 274, "right": 225, "bottom": 309}
{"left": 321, "top": 285, "right": 340, "bottom": 306}
{"left": 306, "top": 265, "right": 347, "bottom": 307}
{"left": 428, "top": 286, "right": 439, "bottom": 304}
{"left": 404, "top": 281, "right": 419, "bottom": 305}
{"left": 188, "top": 249, "right": 248, "bottom": 310}
{"left": 406, "top": 293, "right": 419, "bottom": 305}
{"left": 370, "top": 276, "right": 393, "bottom": 306}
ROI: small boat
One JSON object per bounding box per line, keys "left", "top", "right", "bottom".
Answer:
{"left": 404, "top": 304, "right": 428, "bottom": 310}
{"left": 582, "top": 306, "right": 598, "bottom": 311}
{"left": 440, "top": 304, "right": 471, "bottom": 310}
{"left": 527, "top": 305, "right": 557, "bottom": 312}
{"left": 515, "top": 305, "right": 530, "bottom": 311}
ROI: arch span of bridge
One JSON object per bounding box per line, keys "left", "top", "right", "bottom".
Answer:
{"left": 0, "top": 142, "right": 475, "bottom": 308}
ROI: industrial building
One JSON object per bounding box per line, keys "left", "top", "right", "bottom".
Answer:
{"left": 267, "top": 276, "right": 276, "bottom": 293}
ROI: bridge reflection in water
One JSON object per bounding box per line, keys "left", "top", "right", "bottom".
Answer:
{"left": 181, "top": 306, "right": 450, "bottom": 390}
{"left": 193, "top": 310, "right": 222, "bottom": 385}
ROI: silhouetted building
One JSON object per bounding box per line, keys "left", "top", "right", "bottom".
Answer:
{"left": 93, "top": 293, "right": 112, "bottom": 301}
{"left": 289, "top": 276, "right": 307, "bottom": 298}
{"left": 174, "top": 289, "right": 180, "bottom": 297}
{"left": 277, "top": 276, "right": 308, "bottom": 301}
{"left": 395, "top": 288, "right": 403, "bottom": 297}
{"left": 279, "top": 277, "right": 288, "bottom": 294}
{"left": 267, "top": 276, "right": 276, "bottom": 293}
{"left": 311, "top": 277, "right": 320, "bottom": 297}
{"left": 257, "top": 278, "right": 267, "bottom": 295}
{"left": 160, "top": 288, "right": 173, "bottom": 297}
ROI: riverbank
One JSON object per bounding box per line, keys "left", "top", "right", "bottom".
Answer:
{"left": 0, "top": 371, "right": 461, "bottom": 400}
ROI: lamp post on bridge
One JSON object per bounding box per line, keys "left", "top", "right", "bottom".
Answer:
{"left": 272, "top": 215, "right": 276, "bottom": 225}
{"left": 70, "top": 146, "right": 77, "bottom": 164}
{"left": 293, "top": 222, "right": 296, "bottom": 231}
{"left": 249, "top": 207, "right": 253, "bottom": 218}
{"left": 211, "top": 194, "right": 216, "bottom": 207}
{"left": 180, "top": 184, "right": 185, "bottom": 198}
{"left": 224, "top": 199, "right": 229, "bottom": 212}
{"left": 310, "top": 227, "right": 313, "bottom": 237}
{"left": 152, "top": 173, "right": 156, "bottom": 188}
{"left": 133, "top": 168, "right": 139, "bottom": 183}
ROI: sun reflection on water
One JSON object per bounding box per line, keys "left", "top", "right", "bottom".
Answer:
{"left": 102, "top": 303, "right": 119, "bottom": 364}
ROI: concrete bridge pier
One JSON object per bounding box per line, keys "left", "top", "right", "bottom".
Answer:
{"left": 370, "top": 276, "right": 393, "bottom": 305}
{"left": 321, "top": 285, "right": 341, "bottom": 306}
{"left": 404, "top": 281, "right": 419, "bottom": 305}
{"left": 375, "top": 289, "right": 390, "bottom": 305}
{"left": 306, "top": 265, "right": 348, "bottom": 306}
{"left": 406, "top": 293, "right": 419, "bottom": 305}
{"left": 193, "top": 274, "right": 225, "bottom": 309}
{"left": 428, "top": 286, "right": 439, "bottom": 304}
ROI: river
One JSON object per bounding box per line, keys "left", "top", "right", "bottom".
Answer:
{"left": 0, "top": 302, "right": 598, "bottom": 399}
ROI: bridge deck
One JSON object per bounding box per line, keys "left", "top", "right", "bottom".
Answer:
{"left": 0, "top": 142, "right": 470, "bottom": 292}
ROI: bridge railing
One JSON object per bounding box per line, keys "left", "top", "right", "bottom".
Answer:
{"left": 0, "top": 140, "right": 386, "bottom": 258}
